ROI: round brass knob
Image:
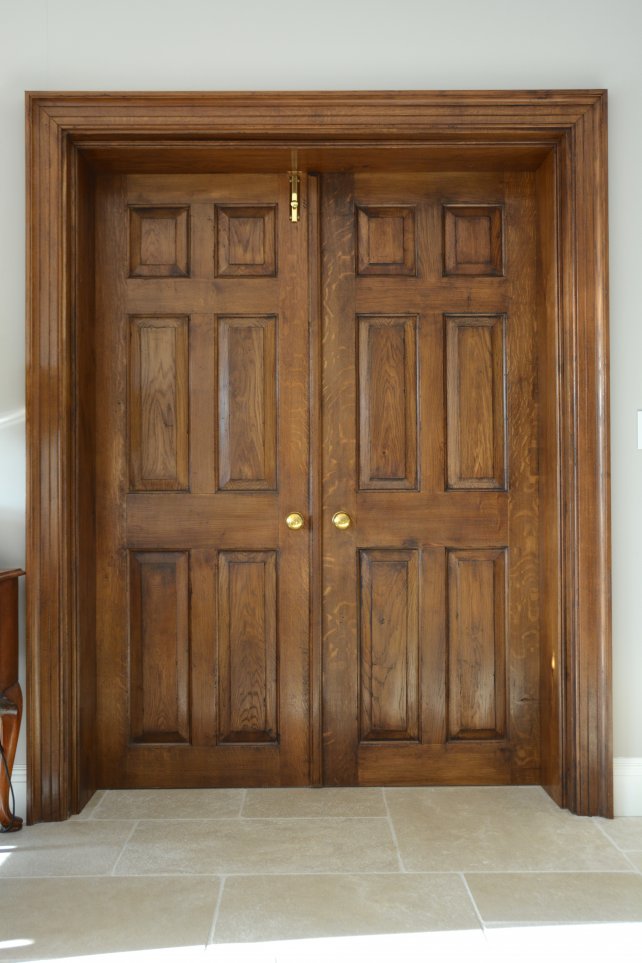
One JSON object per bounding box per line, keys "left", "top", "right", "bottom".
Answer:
{"left": 332, "top": 511, "right": 352, "bottom": 530}
{"left": 285, "top": 512, "right": 305, "bottom": 530}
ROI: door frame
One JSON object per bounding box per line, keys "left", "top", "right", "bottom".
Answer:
{"left": 26, "top": 90, "right": 611, "bottom": 820}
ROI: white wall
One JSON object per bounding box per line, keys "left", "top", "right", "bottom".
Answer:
{"left": 1, "top": 0, "right": 641, "bottom": 817}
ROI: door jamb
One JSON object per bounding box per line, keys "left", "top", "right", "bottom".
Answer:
{"left": 26, "top": 90, "right": 611, "bottom": 820}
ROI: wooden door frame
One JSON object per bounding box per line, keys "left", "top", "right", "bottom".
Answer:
{"left": 26, "top": 90, "right": 611, "bottom": 821}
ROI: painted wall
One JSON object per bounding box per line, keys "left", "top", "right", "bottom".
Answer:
{"left": 1, "top": 0, "right": 641, "bottom": 816}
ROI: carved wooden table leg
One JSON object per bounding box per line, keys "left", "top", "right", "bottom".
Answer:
{"left": 0, "top": 682, "right": 22, "bottom": 830}
{"left": 0, "top": 569, "right": 24, "bottom": 831}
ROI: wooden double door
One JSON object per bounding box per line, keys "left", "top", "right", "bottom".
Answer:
{"left": 95, "top": 168, "right": 539, "bottom": 789}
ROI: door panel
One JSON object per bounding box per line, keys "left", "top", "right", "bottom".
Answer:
{"left": 359, "top": 549, "right": 419, "bottom": 742}
{"left": 447, "top": 548, "right": 507, "bottom": 741}
{"left": 445, "top": 314, "right": 507, "bottom": 490}
{"left": 95, "top": 174, "right": 310, "bottom": 787}
{"left": 358, "top": 315, "right": 418, "bottom": 490}
{"left": 322, "top": 171, "right": 539, "bottom": 786}
{"left": 129, "top": 551, "right": 190, "bottom": 744}
{"left": 128, "top": 315, "right": 189, "bottom": 491}
{"left": 217, "top": 551, "right": 278, "bottom": 743}
{"left": 217, "top": 314, "right": 277, "bottom": 491}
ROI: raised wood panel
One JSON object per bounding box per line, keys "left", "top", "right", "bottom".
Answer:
{"left": 218, "top": 315, "right": 277, "bottom": 491}
{"left": 216, "top": 205, "right": 276, "bottom": 277}
{"left": 218, "top": 551, "right": 278, "bottom": 743}
{"left": 129, "top": 206, "right": 189, "bottom": 277}
{"left": 443, "top": 204, "right": 503, "bottom": 276}
{"left": 129, "top": 552, "right": 190, "bottom": 744}
{"left": 129, "top": 316, "right": 189, "bottom": 491}
{"left": 357, "top": 206, "right": 416, "bottom": 276}
{"left": 359, "top": 550, "right": 419, "bottom": 742}
{"left": 446, "top": 314, "right": 506, "bottom": 490}
{"left": 358, "top": 315, "right": 418, "bottom": 490}
{"left": 447, "top": 548, "right": 507, "bottom": 740}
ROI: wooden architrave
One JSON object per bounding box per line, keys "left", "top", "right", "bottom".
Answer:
{"left": 26, "top": 90, "right": 611, "bottom": 821}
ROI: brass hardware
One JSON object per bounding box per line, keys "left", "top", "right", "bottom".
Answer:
{"left": 286, "top": 512, "right": 305, "bottom": 530}
{"left": 288, "top": 171, "right": 301, "bottom": 223}
{"left": 332, "top": 511, "right": 352, "bottom": 530}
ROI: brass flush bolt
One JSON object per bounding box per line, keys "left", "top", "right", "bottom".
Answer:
{"left": 289, "top": 171, "right": 301, "bottom": 223}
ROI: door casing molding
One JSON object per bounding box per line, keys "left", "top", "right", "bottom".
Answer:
{"left": 26, "top": 90, "right": 611, "bottom": 820}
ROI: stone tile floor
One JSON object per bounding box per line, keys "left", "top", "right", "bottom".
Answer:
{"left": 0, "top": 787, "right": 641, "bottom": 962}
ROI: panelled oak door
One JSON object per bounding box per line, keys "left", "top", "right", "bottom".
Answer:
{"left": 95, "top": 175, "right": 310, "bottom": 787}
{"left": 322, "top": 172, "right": 539, "bottom": 787}
{"left": 94, "top": 169, "right": 539, "bottom": 788}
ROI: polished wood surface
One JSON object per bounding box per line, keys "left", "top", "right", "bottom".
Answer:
{"left": 0, "top": 569, "right": 24, "bottom": 830}
{"left": 322, "top": 171, "right": 539, "bottom": 786}
{"left": 94, "top": 174, "right": 310, "bottom": 788}
{"left": 26, "top": 90, "right": 610, "bottom": 820}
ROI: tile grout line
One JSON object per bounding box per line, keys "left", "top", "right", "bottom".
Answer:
{"left": 4, "top": 868, "right": 642, "bottom": 880}
{"left": 382, "top": 788, "right": 406, "bottom": 873}
{"left": 92, "top": 815, "right": 396, "bottom": 823}
{"left": 87, "top": 790, "right": 108, "bottom": 820}
{"left": 110, "top": 819, "right": 140, "bottom": 877}
{"left": 593, "top": 819, "right": 642, "bottom": 875}
{"left": 207, "top": 876, "right": 227, "bottom": 946}
{"left": 459, "top": 871, "right": 489, "bottom": 939}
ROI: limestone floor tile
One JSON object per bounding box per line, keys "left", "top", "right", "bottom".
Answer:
{"left": 627, "top": 852, "right": 642, "bottom": 872}
{"left": 386, "top": 788, "right": 629, "bottom": 872}
{"left": 213, "top": 872, "right": 481, "bottom": 943}
{"left": 0, "top": 820, "right": 136, "bottom": 878}
{"left": 115, "top": 817, "right": 399, "bottom": 876}
{"left": 88, "top": 788, "right": 245, "bottom": 820}
{"left": 595, "top": 817, "right": 642, "bottom": 851}
{"left": 0, "top": 876, "right": 220, "bottom": 960}
{"left": 387, "top": 785, "right": 562, "bottom": 815}
{"left": 466, "top": 872, "right": 642, "bottom": 922}
{"left": 69, "top": 789, "right": 107, "bottom": 820}
{"left": 243, "top": 788, "right": 385, "bottom": 818}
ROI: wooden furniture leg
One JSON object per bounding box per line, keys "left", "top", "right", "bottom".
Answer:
{"left": 0, "top": 569, "right": 24, "bottom": 831}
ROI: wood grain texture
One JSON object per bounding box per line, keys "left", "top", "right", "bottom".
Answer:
{"left": 321, "top": 173, "right": 359, "bottom": 786}
{"left": 129, "top": 316, "right": 189, "bottom": 491}
{"left": 216, "top": 205, "right": 276, "bottom": 277}
{"left": 91, "top": 172, "right": 309, "bottom": 791}
{"left": 357, "top": 206, "right": 416, "bottom": 276}
{"left": 26, "top": 90, "right": 611, "bottom": 819}
{"left": 218, "top": 315, "right": 277, "bottom": 491}
{"left": 504, "top": 172, "right": 541, "bottom": 782}
{"left": 443, "top": 204, "right": 503, "bottom": 276}
{"left": 218, "top": 552, "right": 278, "bottom": 743}
{"left": 129, "top": 552, "right": 190, "bottom": 744}
{"left": 324, "top": 170, "right": 539, "bottom": 789}
{"left": 94, "top": 174, "right": 131, "bottom": 790}
{"left": 359, "top": 550, "right": 419, "bottom": 741}
{"left": 446, "top": 314, "right": 506, "bottom": 490}
{"left": 308, "top": 174, "right": 323, "bottom": 786}
{"left": 447, "top": 549, "right": 507, "bottom": 740}
{"left": 72, "top": 149, "right": 98, "bottom": 814}
{"left": 535, "top": 151, "right": 563, "bottom": 807}
{"left": 129, "top": 206, "right": 189, "bottom": 277}
{"left": 358, "top": 315, "right": 418, "bottom": 489}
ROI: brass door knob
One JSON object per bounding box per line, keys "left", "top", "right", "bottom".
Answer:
{"left": 285, "top": 512, "right": 305, "bottom": 530}
{"left": 332, "top": 511, "right": 352, "bottom": 530}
